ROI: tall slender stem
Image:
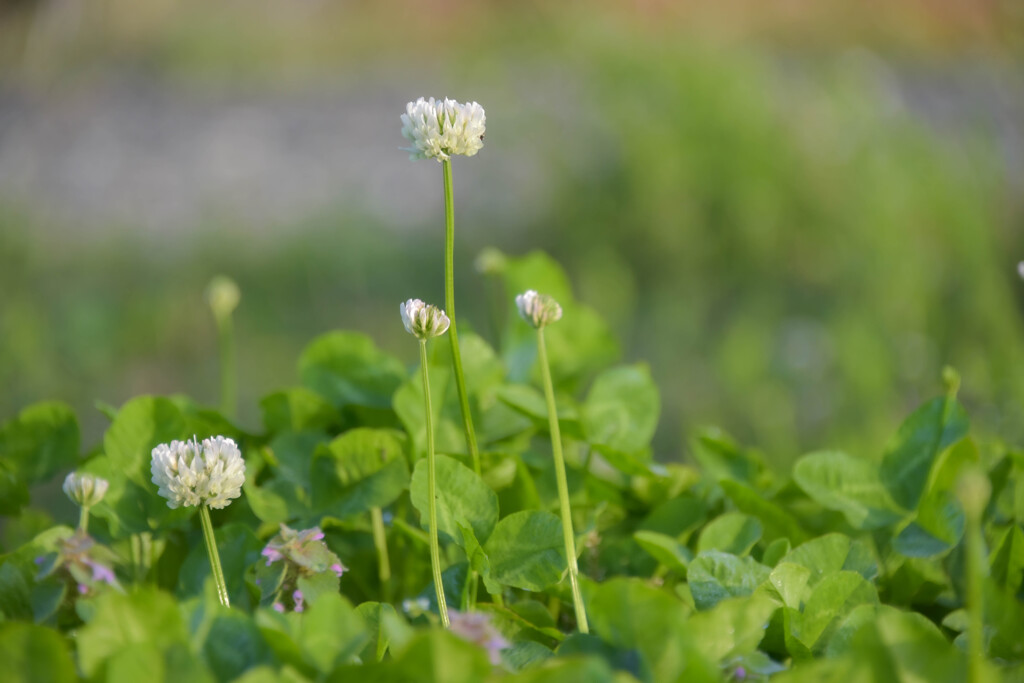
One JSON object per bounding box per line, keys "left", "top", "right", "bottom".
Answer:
{"left": 421, "top": 340, "right": 450, "bottom": 628}
{"left": 371, "top": 506, "right": 392, "bottom": 604}
{"left": 442, "top": 159, "right": 481, "bottom": 475}
{"left": 536, "top": 328, "right": 589, "bottom": 633}
{"left": 965, "top": 501, "right": 986, "bottom": 682}
{"left": 215, "top": 314, "right": 236, "bottom": 419}
{"left": 79, "top": 505, "right": 90, "bottom": 534}
{"left": 199, "top": 505, "right": 230, "bottom": 608}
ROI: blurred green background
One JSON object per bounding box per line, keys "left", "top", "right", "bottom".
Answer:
{"left": 1, "top": 0, "right": 1023, "bottom": 468}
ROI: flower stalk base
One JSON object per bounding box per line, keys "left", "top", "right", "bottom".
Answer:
{"left": 200, "top": 505, "right": 231, "bottom": 608}
{"left": 442, "top": 159, "right": 481, "bottom": 476}
{"left": 421, "top": 340, "right": 450, "bottom": 628}
{"left": 537, "top": 328, "right": 589, "bottom": 633}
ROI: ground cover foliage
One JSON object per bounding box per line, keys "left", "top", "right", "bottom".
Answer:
{"left": 1, "top": 251, "right": 1023, "bottom": 682}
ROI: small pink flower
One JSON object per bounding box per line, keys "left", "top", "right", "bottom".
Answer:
{"left": 262, "top": 547, "right": 284, "bottom": 566}
{"left": 260, "top": 524, "right": 344, "bottom": 578}
{"left": 448, "top": 611, "right": 510, "bottom": 666}
{"left": 87, "top": 560, "right": 117, "bottom": 585}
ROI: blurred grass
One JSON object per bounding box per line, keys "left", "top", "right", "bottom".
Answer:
{"left": 1, "top": 1, "right": 1023, "bottom": 466}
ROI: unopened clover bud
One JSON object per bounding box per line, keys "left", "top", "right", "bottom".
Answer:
{"left": 956, "top": 468, "right": 991, "bottom": 520}
{"left": 206, "top": 275, "right": 240, "bottom": 320}
{"left": 400, "top": 97, "right": 486, "bottom": 162}
{"left": 150, "top": 436, "right": 245, "bottom": 509}
{"left": 941, "top": 366, "right": 961, "bottom": 398}
{"left": 63, "top": 472, "right": 109, "bottom": 508}
{"left": 474, "top": 247, "right": 507, "bottom": 276}
{"left": 515, "top": 290, "right": 563, "bottom": 329}
{"left": 400, "top": 299, "right": 450, "bottom": 340}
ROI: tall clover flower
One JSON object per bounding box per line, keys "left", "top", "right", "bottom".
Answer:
{"left": 401, "top": 298, "right": 451, "bottom": 628}
{"left": 516, "top": 290, "right": 589, "bottom": 633}
{"left": 400, "top": 97, "right": 485, "bottom": 476}
{"left": 151, "top": 436, "right": 245, "bottom": 607}
{"left": 63, "top": 472, "right": 109, "bottom": 533}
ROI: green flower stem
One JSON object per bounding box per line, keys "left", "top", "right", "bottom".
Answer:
{"left": 215, "top": 313, "right": 237, "bottom": 419}
{"left": 536, "top": 327, "right": 589, "bottom": 634}
{"left": 441, "top": 159, "right": 481, "bottom": 476}
{"left": 199, "top": 505, "right": 230, "bottom": 608}
{"left": 78, "top": 505, "right": 90, "bottom": 534}
{"left": 420, "top": 339, "right": 450, "bottom": 628}
{"left": 130, "top": 532, "right": 152, "bottom": 583}
{"left": 965, "top": 504, "right": 986, "bottom": 683}
{"left": 371, "top": 506, "right": 392, "bottom": 604}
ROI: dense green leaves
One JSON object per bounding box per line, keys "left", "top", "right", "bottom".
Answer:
{"left": 687, "top": 551, "right": 772, "bottom": 610}
{"left": 299, "top": 332, "right": 406, "bottom": 411}
{"left": 105, "top": 396, "right": 186, "bottom": 487}
{"left": 311, "top": 428, "right": 410, "bottom": 519}
{"left": 0, "top": 401, "right": 79, "bottom": 489}
{"left": 485, "top": 511, "right": 566, "bottom": 591}
{"left": 260, "top": 388, "right": 340, "bottom": 433}
{"left": 697, "top": 512, "right": 763, "bottom": 556}
{"left": 0, "top": 622, "right": 78, "bottom": 683}
{"left": 780, "top": 534, "right": 877, "bottom": 586}
{"left": 1, "top": 249, "right": 1023, "bottom": 683}
{"left": 793, "top": 451, "right": 903, "bottom": 530}
{"left": 410, "top": 454, "right": 498, "bottom": 546}
{"left": 77, "top": 587, "right": 194, "bottom": 678}
{"left": 879, "top": 396, "right": 969, "bottom": 511}
{"left": 581, "top": 364, "right": 659, "bottom": 453}
{"left": 892, "top": 491, "right": 964, "bottom": 558}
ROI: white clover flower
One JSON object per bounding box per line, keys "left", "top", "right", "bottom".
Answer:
{"left": 400, "top": 298, "right": 450, "bottom": 340}
{"left": 1018, "top": 261, "right": 1024, "bottom": 280}
{"left": 515, "top": 290, "right": 563, "bottom": 329}
{"left": 400, "top": 97, "right": 486, "bottom": 162}
{"left": 150, "top": 436, "right": 245, "bottom": 509}
{"left": 63, "top": 472, "right": 109, "bottom": 508}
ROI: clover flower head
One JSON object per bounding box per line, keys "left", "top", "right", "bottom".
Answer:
{"left": 62, "top": 472, "right": 109, "bottom": 508}
{"left": 206, "top": 275, "right": 241, "bottom": 319}
{"left": 150, "top": 436, "right": 245, "bottom": 509}
{"left": 261, "top": 523, "right": 346, "bottom": 577}
{"left": 400, "top": 97, "right": 486, "bottom": 162}
{"left": 448, "top": 611, "right": 510, "bottom": 666}
{"left": 515, "top": 290, "right": 563, "bottom": 329}
{"left": 1018, "top": 261, "right": 1024, "bottom": 280}
{"left": 400, "top": 299, "right": 450, "bottom": 339}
